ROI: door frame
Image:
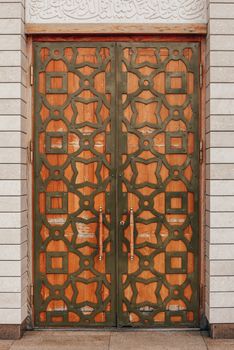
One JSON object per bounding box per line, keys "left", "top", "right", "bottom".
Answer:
{"left": 27, "top": 33, "right": 206, "bottom": 328}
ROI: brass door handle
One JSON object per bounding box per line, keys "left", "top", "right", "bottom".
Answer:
{"left": 99, "top": 206, "right": 103, "bottom": 261}
{"left": 130, "top": 208, "right": 134, "bottom": 260}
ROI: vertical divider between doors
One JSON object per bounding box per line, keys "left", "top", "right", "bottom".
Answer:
{"left": 115, "top": 42, "right": 120, "bottom": 327}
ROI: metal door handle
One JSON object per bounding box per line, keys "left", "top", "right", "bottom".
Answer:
{"left": 130, "top": 208, "right": 134, "bottom": 260}
{"left": 99, "top": 206, "right": 103, "bottom": 261}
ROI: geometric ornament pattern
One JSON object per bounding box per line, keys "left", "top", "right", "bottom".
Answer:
{"left": 118, "top": 43, "right": 199, "bottom": 327}
{"left": 34, "top": 42, "right": 199, "bottom": 328}
{"left": 34, "top": 42, "right": 116, "bottom": 327}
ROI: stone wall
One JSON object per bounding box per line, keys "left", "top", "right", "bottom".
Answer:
{"left": 206, "top": 0, "right": 234, "bottom": 325}
{"left": 0, "top": 0, "right": 28, "bottom": 327}
{"left": 3, "top": 0, "right": 234, "bottom": 334}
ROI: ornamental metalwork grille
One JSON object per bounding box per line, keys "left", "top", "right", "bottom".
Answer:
{"left": 33, "top": 41, "right": 199, "bottom": 328}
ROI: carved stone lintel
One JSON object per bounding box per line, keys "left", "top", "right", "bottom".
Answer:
{"left": 26, "top": 0, "right": 207, "bottom": 24}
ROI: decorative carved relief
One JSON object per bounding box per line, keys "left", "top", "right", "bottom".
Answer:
{"left": 26, "top": 0, "right": 206, "bottom": 23}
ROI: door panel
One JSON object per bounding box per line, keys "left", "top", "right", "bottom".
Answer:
{"left": 34, "top": 40, "right": 200, "bottom": 328}
{"left": 117, "top": 43, "right": 199, "bottom": 327}
{"left": 34, "top": 42, "right": 116, "bottom": 326}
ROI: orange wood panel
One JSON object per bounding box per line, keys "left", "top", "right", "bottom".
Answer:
{"left": 118, "top": 42, "right": 200, "bottom": 327}
{"left": 34, "top": 42, "right": 116, "bottom": 327}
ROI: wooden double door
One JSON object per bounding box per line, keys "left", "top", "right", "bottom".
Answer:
{"left": 33, "top": 40, "right": 200, "bottom": 328}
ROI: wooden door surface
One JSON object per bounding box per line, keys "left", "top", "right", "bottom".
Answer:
{"left": 117, "top": 43, "right": 199, "bottom": 327}
{"left": 34, "top": 42, "right": 117, "bottom": 327}
{"left": 33, "top": 40, "right": 200, "bottom": 328}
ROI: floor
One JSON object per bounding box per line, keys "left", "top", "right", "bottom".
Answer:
{"left": 1, "top": 331, "right": 234, "bottom": 350}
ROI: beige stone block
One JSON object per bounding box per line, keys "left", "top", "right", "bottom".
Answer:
{"left": 210, "top": 99, "right": 234, "bottom": 115}
{"left": 208, "top": 148, "right": 234, "bottom": 163}
{"left": 0, "top": 3, "right": 24, "bottom": 19}
{"left": 206, "top": 164, "right": 234, "bottom": 180}
{"left": 210, "top": 308, "right": 234, "bottom": 323}
{"left": 210, "top": 67, "right": 234, "bottom": 83}
{"left": 0, "top": 102, "right": 21, "bottom": 116}
{"left": 0, "top": 67, "right": 22, "bottom": 83}
{"left": 0, "top": 164, "right": 26, "bottom": 180}
{"left": 209, "top": 115, "right": 234, "bottom": 131}
{"left": 211, "top": 276, "right": 234, "bottom": 292}
{"left": 0, "top": 227, "right": 27, "bottom": 244}
{"left": 208, "top": 132, "right": 234, "bottom": 147}
{"left": 208, "top": 195, "right": 234, "bottom": 211}
{"left": 0, "top": 196, "right": 27, "bottom": 212}
{"left": 0, "top": 292, "right": 22, "bottom": 309}
{"left": 0, "top": 212, "right": 27, "bottom": 228}
{"left": 209, "top": 228, "right": 234, "bottom": 244}
{"left": 210, "top": 244, "right": 234, "bottom": 260}
{"left": 0, "top": 272, "right": 28, "bottom": 293}
{"left": 0, "top": 19, "right": 23, "bottom": 35}
{"left": 210, "top": 51, "right": 234, "bottom": 67}
{"left": 209, "top": 212, "right": 234, "bottom": 227}
{"left": 0, "top": 132, "right": 27, "bottom": 148}
{"left": 210, "top": 260, "right": 234, "bottom": 276}
{"left": 0, "top": 180, "right": 27, "bottom": 196}
{"left": 207, "top": 180, "right": 234, "bottom": 195}
{"left": 0, "top": 261, "right": 23, "bottom": 277}
{"left": 0, "top": 308, "right": 24, "bottom": 324}
{"left": 0, "top": 35, "right": 22, "bottom": 51}
{"left": 0, "top": 277, "right": 22, "bottom": 293}
{"left": 210, "top": 4, "right": 234, "bottom": 18}
{"left": 0, "top": 116, "right": 27, "bottom": 131}
{"left": 210, "top": 292, "right": 234, "bottom": 308}
{"left": 0, "top": 83, "right": 26, "bottom": 101}
{"left": 0, "top": 131, "right": 27, "bottom": 148}
{"left": 210, "top": 19, "right": 234, "bottom": 35}
{"left": 0, "top": 148, "right": 27, "bottom": 164}
{"left": 0, "top": 51, "right": 25, "bottom": 68}
{"left": 210, "top": 83, "right": 234, "bottom": 98}
{"left": 210, "top": 35, "right": 234, "bottom": 50}
{"left": 0, "top": 101, "right": 26, "bottom": 118}
{"left": 0, "top": 242, "right": 27, "bottom": 260}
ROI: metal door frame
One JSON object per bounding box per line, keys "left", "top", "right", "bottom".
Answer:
{"left": 30, "top": 35, "right": 206, "bottom": 329}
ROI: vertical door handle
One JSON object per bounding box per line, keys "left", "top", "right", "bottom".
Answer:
{"left": 130, "top": 208, "right": 134, "bottom": 260}
{"left": 99, "top": 206, "right": 103, "bottom": 261}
